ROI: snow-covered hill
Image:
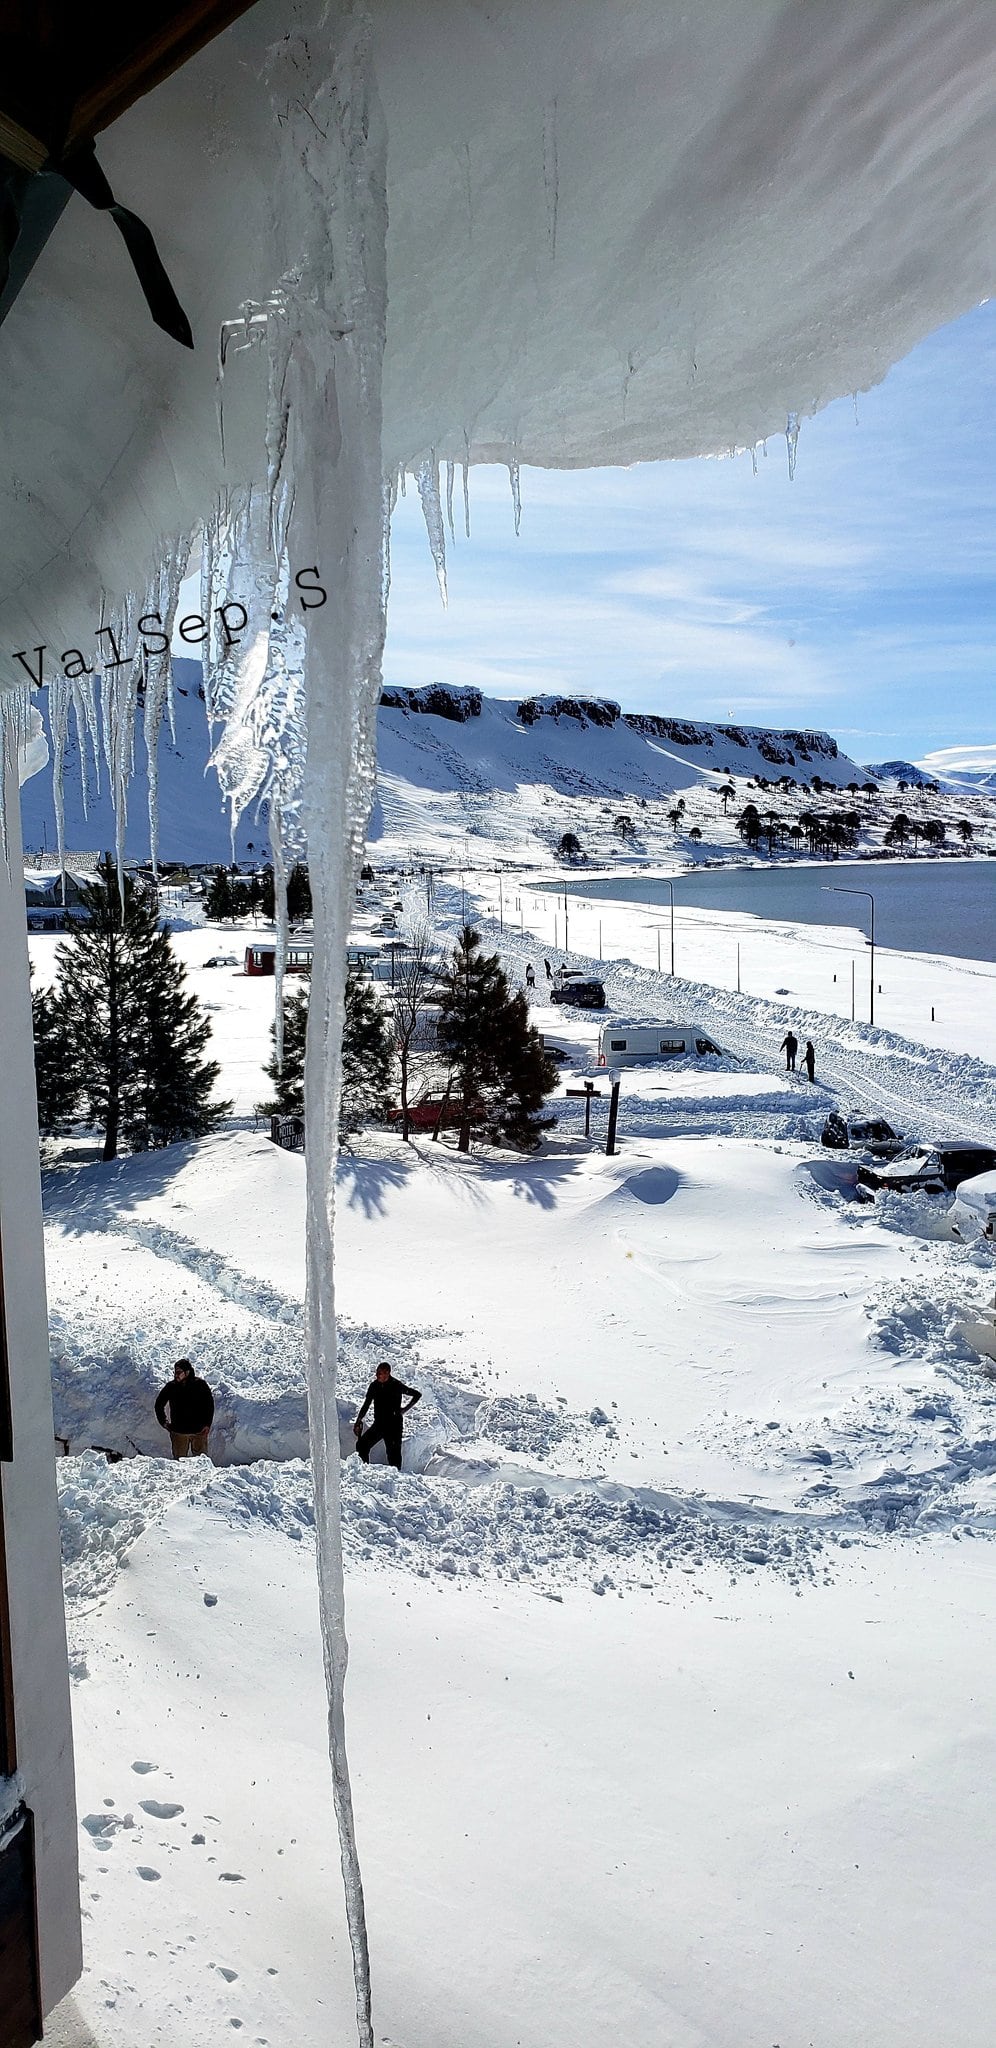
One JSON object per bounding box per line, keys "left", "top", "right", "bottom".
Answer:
{"left": 20, "top": 669, "right": 993, "bottom": 871}
{"left": 19, "top": 669, "right": 866, "bottom": 867}
{"left": 373, "top": 687, "right": 867, "bottom": 864}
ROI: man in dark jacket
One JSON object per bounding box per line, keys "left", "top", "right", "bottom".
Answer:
{"left": 779, "top": 1030, "right": 798, "bottom": 1072}
{"left": 155, "top": 1359, "right": 215, "bottom": 1459}
{"left": 353, "top": 1362, "right": 421, "bottom": 1471}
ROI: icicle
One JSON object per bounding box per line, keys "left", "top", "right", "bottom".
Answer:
{"left": 269, "top": 799, "right": 289, "bottom": 1067}
{"left": 47, "top": 675, "right": 71, "bottom": 883}
{"left": 853, "top": 390, "right": 860, "bottom": 427}
{"left": 0, "top": 681, "right": 36, "bottom": 863}
{"left": 750, "top": 444, "right": 759, "bottom": 478}
{"left": 508, "top": 458, "right": 522, "bottom": 536}
{"left": 398, "top": 467, "right": 406, "bottom": 498}
{"left": 72, "top": 673, "right": 101, "bottom": 810}
{"left": 98, "top": 592, "right": 140, "bottom": 910}
{"left": 785, "top": 412, "right": 800, "bottom": 481}
{"left": 445, "top": 460, "right": 455, "bottom": 543}
{"left": 462, "top": 458, "right": 471, "bottom": 540}
{"left": 142, "top": 536, "right": 188, "bottom": 875}
{"left": 416, "top": 456, "right": 448, "bottom": 606}
{"left": 542, "top": 98, "right": 559, "bottom": 260}
{"left": 267, "top": 17, "right": 388, "bottom": 2042}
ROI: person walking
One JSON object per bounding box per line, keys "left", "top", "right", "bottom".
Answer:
{"left": 779, "top": 1029, "right": 798, "bottom": 1072}
{"left": 155, "top": 1358, "right": 215, "bottom": 1459}
{"left": 525, "top": 963, "right": 536, "bottom": 990}
{"left": 354, "top": 1362, "right": 421, "bottom": 1471}
{"left": 803, "top": 1040, "right": 816, "bottom": 1083}
{"left": 544, "top": 958, "right": 552, "bottom": 981}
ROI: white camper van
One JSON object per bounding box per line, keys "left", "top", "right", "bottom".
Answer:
{"left": 597, "top": 1022, "right": 725, "bottom": 1067}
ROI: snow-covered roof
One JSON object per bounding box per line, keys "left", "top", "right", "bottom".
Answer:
{"left": 3, "top": 1, "right": 996, "bottom": 675}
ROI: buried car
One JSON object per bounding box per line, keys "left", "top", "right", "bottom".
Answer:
{"left": 949, "top": 1170, "right": 996, "bottom": 1241}
{"left": 858, "top": 1141, "right": 996, "bottom": 1196}
{"left": 821, "top": 1112, "right": 905, "bottom": 1157}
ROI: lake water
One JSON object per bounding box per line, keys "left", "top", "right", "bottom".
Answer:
{"left": 543, "top": 860, "right": 996, "bottom": 964}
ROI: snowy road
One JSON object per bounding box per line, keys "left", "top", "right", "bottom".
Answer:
{"left": 472, "top": 899, "right": 996, "bottom": 1146}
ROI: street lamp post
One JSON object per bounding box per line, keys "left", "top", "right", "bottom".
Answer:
{"left": 826, "top": 887, "right": 875, "bottom": 1025}
{"left": 661, "top": 879, "right": 675, "bottom": 973}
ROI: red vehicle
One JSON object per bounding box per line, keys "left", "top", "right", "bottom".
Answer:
{"left": 245, "top": 942, "right": 313, "bottom": 977}
{"left": 387, "top": 1089, "right": 487, "bottom": 1131}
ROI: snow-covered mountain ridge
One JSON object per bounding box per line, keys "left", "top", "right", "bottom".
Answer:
{"left": 382, "top": 682, "right": 848, "bottom": 769}
{"left": 20, "top": 669, "right": 993, "bottom": 869}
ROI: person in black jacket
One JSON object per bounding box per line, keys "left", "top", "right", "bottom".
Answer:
{"left": 154, "top": 1359, "right": 215, "bottom": 1459}
{"left": 779, "top": 1030, "right": 798, "bottom": 1072}
{"left": 353, "top": 1362, "right": 421, "bottom": 1471}
{"left": 803, "top": 1040, "right": 816, "bottom": 1083}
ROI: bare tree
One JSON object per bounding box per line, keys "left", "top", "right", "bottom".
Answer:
{"left": 391, "top": 919, "right": 444, "bottom": 1141}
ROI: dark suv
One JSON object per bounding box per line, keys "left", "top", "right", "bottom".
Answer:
{"left": 550, "top": 972, "right": 607, "bottom": 1010}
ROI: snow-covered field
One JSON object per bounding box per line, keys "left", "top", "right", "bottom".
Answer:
{"left": 44, "top": 877, "right": 996, "bottom": 2047}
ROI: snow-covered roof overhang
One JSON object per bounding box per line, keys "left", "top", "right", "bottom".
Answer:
{"left": 2, "top": 0, "right": 996, "bottom": 672}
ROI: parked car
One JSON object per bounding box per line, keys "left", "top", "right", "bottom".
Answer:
{"left": 386, "top": 1089, "right": 486, "bottom": 1131}
{"left": 551, "top": 970, "right": 606, "bottom": 1010}
{"left": 821, "top": 1113, "right": 904, "bottom": 1158}
{"left": 949, "top": 1170, "right": 996, "bottom": 1241}
{"left": 203, "top": 953, "right": 239, "bottom": 968}
{"left": 858, "top": 1142, "right": 996, "bottom": 1195}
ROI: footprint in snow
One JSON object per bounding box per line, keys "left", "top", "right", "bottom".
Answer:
{"left": 219, "top": 1872, "right": 245, "bottom": 1882}
{"left": 140, "top": 1800, "right": 184, "bottom": 1820}
{"left": 136, "top": 1867, "right": 161, "bottom": 1882}
{"left": 131, "top": 1760, "right": 158, "bottom": 1774}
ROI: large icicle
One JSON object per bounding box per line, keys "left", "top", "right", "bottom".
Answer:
{"left": 267, "top": 14, "right": 388, "bottom": 2047}
{"left": 416, "top": 455, "right": 448, "bottom": 606}
{"left": 141, "top": 537, "right": 189, "bottom": 876}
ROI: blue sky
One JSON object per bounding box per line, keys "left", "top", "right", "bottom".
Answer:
{"left": 383, "top": 301, "right": 996, "bottom": 765}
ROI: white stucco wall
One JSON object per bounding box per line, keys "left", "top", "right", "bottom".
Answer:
{"left": 0, "top": 753, "right": 82, "bottom": 2013}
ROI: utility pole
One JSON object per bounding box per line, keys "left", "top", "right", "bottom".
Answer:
{"left": 736, "top": 942, "right": 740, "bottom": 993}
{"left": 563, "top": 891, "right": 569, "bottom": 952}
{"left": 826, "top": 887, "right": 875, "bottom": 1025}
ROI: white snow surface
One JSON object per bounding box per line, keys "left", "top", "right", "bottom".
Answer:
{"left": 48, "top": 872, "right": 996, "bottom": 2045}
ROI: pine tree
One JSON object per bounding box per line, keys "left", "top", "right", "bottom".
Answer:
{"left": 341, "top": 971, "right": 395, "bottom": 1125}
{"left": 259, "top": 989, "right": 309, "bottom": 1116}
{"left": 31, "top": 979, "right": 79, "bottom": 1136}
{"left": 259, "top": 971, "right": 395, "bottom": 1126}
{"left": 56, "top": 857, "right": 229, "bottom": 1159}
{"left": 287, "top": 862, "right": 312, "bottom": 922}
{"left": 438, "top": 925, "right": 557, "bottom": 1152}
{"left": 205, "top": 866, "right": 234, "bottom": 920}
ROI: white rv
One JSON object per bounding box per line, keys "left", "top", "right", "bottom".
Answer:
{"left": 597, "top": 1022, "right": 725, "bottom": 1067}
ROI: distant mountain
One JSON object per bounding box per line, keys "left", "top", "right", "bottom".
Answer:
{"left": 863, "top": 760, "right": 938, "bottom": 787}
{"left": 865, "top": 755, "right": 996, "bottom": 798}
{"left": 915, "top": 746, "right": 996, "bottom": 798}
{"left": 19, "top": 668, "right": 867, "bottom": 866}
